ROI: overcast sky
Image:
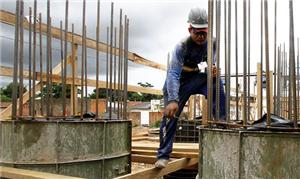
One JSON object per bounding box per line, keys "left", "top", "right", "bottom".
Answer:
{"left": 0, "top": 0, "right": 299, "bottom": 92}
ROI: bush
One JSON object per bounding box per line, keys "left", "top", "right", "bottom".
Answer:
{"left": 150, "top": 119, "right": 161, "bottom": 128}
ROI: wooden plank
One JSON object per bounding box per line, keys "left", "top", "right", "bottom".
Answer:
{"left": 269, "top": 71, "right": 274, "bottom": 113}
{"left": 0, "top": 66, "right": 163, "bottom": 95}
{"left": 131, "top": 154, "right": 157, "bottom": 164}
{"left": 257, "top": 63, "right": 262, "bottom": 119}
{"left": 0, "top": 166, "right": 84, "bottom": 179}
{"left": 132, "top": 141, "right": 198, "bottom": 153}
{"left": 0, "top": 10, "right": 167, "bottom": 71}
{"left": 115, "top": 158, "right": 198, "bottom": 179}
{"left": 132, "top": 149, "right": 198, "bottom": 158}
{"left": 0, "top": 56, "right": 72, "bottom": 119}
{"left": 132, "top": 137, "right": 150, "bottom": 141}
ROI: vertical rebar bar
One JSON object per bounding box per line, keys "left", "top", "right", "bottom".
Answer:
{"left": 39, "top": 13, "right": 43, "bottom": 116}
{"left": 46, "top": 0, "right": 50, "bottom": 118}
{"left": 60, "top": 21, "right": 64, "bottom": 116}
{"left": 95, "top": 0, "right": 100, "bottom": 118}
{"left": 289, "top": 0, "right": 298, "bottom": 127}
{"left": 71, "top": 24, "right": 75, "bottom": 117}
{"left": 273, "top": 0, "right": 277, "bottom": 114}
{"left": 259, "top": 0, "right": 263, "bottom": 118}
{"left": 264, "top": 0, "right": 271, "bottom": 126}
{"left": 224, "top": 0, "right": 228, "bottom": 122}
{"left": 235, "top": 0, "right": 239, "bottom": 121}
{"left": 28, "top": 7, "right": 32, "bottom": 117}
{"left": 109, "top": 2, "right": 114, "bottom": 119}
{"left": 276, "top": 46, "right": 281, "bottom": 115}
{"left": 106, "top": 27, "right": 109, "bottom": 113}
{"left": 80, "top": 0, "right": 86, "bottom": 119}
{"left": 297, "top": 38, "right": 300, "bottom": 118}
{"left": 123, "top": 17, "right": 129, "bottom": 120}
{"left": 113, "top": 27, "right": 117, "bottom": 114}
{"left": 32, "top": 0, "right": 37, "bottom": 118}
{"left": 49, "top": 17, "right": 53, "bottom": 117}
{"left": 18, "top": 0, "right": 24, "bottom": 117}
{"left": 12, "top": 0, "right": 20, "bottom": 119}
{"left": 63, "top": 0, "right": 69, "bottom": 117}
{"left": 242, "top": 0, "right": 247, "bottom": 125}
{"left": 227, "top": 0, "right": 231, "bottom": 122}
{"left": 247, "top": 0, "right": 250, "bottom": 121}
{"left": 207, "top": 0, "right": 214, "bottom": 122}
{"left": 117, "top": 9, "right": 123, "bottom": 120}
{"left": 84, "top": 25, "right": 88, "bottom": 114}
{"left": 215, "top": 0, "right": 221, "bottom": 121}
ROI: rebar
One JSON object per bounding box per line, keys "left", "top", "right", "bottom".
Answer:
{"left": 32, "top": 0, "right": 37, "bottom": 118}
{"left": 276, "top": 45, "right": 281, "bottom": 115}
{"left": 71, "top": 24, "right": 75, "bottom": 117}
{"left": 123, "top": 16, "right": 129, "bottom": 120}
{"left": 289, "top": 0, "right": 298, "bottom": 126}
{"left": 49, "top": 17, "right": 53, "bottom": 117}
{"left": 215, "top": 0, "right": 221, "bottom": 121}
{"left": 243, "top": 0, "right": 247, "bottom": 125}
{"left": 60, "top": 21, "right": 64, "bottom": 116}
{"left": 95, "top": 0, "right": 100, "bottom": 118}
{"left": 28, "top": 7, "right": 32, "bottom": 117}
{"left": 207, "top": 0, "right": 214, "bottom": 122}
{"left": 39, "top": 13, "right": 43, "bottom": 116}
{"left": 259, "top": 0, "right": 263, "bottom": 119}
{"left": 247, "top": 0, "right": 250, "bottom": 122}
{"left": 235, "top": 0, "right": 239, "bottom": 121}
{"left": 80, "top": 0, "right": 86, "bottom": 119}
{"left": 227, "top": 0, "right": 231, "bottom": 122}
{"left": 84, "top": 25, "right": 88, "bottom": 114}
{"left": 63, "top": 0, "right": 69, "bottom": 117}
{"left": 109, "top": 2, "right": 114, "bottom": 119}
{"left": 106, "top": 27, "right": 109, "bottom": 113}
{"left": 18, "top": 0, "right": 24, "bottom": 117}
{"left": 274, "top": 0, "right": 277, "bottom": 114}
{"left": 224, "top": 0, "right": 228, "bottom": 122}
{"left": 46, "top": 0, "right": 50, "bottom": 118}
{"left": 113, "top": 27, "right": 117, "bottom": 113}
{"left": 117, "top": 9, "right": 123, "bottom": 120}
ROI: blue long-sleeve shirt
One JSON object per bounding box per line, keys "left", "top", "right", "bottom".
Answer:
{"left": 164, "top": 36, "right": 216, "bottom": 103}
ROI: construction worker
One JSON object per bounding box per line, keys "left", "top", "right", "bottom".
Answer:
{"left": 155, "top": 7, "right": 226, "bottom": 169}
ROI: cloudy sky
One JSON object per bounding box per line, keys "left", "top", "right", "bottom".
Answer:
{"left": 0, "top": 0, "right": 299, "bottom": 92}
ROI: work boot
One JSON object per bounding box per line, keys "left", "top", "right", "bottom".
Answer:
{"left": 154, "top": 159, "right": 169, "bottom": 168}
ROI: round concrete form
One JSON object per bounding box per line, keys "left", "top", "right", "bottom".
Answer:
{"left": 198, "top": 128, "right": 300, "bottom": 179}
{"left": 0, "top": 119, "right": 132, "bottom": 179}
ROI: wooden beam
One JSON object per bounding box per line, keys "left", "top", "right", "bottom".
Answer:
{"left": 0, "top": 10, "right": 167, "bottom": 71}
{"left": 115, "top": 158, "right": 198, "bottom": 179}
{"left": 132, "top": 141, "right": 198, "bottom": 153}
{"left": 257, "top": 63, "right": 262, "bottom": 119}
{"left": 132, "top": 149, "right": 198, "bottom": 158}
{"left": 0, "top": 166, "right": 84, "bottom": 179}
{"left": 131, "top": 154, "right": 157, "bottom": 164}
{"left": 0, "top": 66, "right": 163, "bottom": 95}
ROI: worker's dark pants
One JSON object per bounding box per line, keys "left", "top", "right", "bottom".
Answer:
{"left": 157, "top": 73, "right": 226, "bottom": 159}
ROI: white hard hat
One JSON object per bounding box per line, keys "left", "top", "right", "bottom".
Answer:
{"left": 187, "top": 8, "right": 208, "bottom": 28}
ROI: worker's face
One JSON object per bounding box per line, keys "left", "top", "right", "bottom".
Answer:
{"left": 189, "top": 27, "right": 207, "bottom": 45}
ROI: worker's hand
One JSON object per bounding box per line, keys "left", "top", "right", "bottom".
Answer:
{"left": 164, "top": 101, "right": 179, "bottom": 119}
{"left": 212, "top": 66, "right": 219, "bottom": 78}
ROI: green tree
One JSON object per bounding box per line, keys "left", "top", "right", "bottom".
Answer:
{"left": 89, "top": 82, "right": 163, "bottom": 102}
{"left": 38, "top": 84, "right": 80, "bottom": 99}
{"left": 0, "top": 82, "right": 27, "bottom": 102}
